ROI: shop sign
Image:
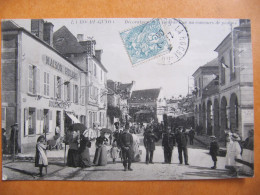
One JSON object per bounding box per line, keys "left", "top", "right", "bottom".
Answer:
{"left": 49, "top": 100, "right": 71, "bottom": 109}
{"left": 42, "top": 55, "right": 78, "bottom": 79}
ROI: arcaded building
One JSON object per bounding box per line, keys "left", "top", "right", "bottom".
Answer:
{"left": 193, "top": 19, "right": 254, "bottom": 140}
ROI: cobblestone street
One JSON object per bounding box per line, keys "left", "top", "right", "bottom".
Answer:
{"left": 2, "top": 135, "right": 234, "bottom": 181}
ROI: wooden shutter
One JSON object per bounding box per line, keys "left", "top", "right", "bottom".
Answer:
{"left": 64, "top": 85, "right": 67, "bottom": 101}
{"left": 36, "top": 68, "right": 40, "bottom": 94}
{"left": 24, "top": 108, "right": 28, "bottom": 136}
{"left": 60, "top": 78, "right": 63, "bottom": 100}
{"left": 54, "top": 75, "right": 57, "bottom": 98}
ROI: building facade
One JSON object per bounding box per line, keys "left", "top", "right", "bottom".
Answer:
{"left": 2, "top": 20, "right": 87, "bottom": 153}
{"left": 53, "top": 28, "right": 108, "bottom": 130}
{"left": 193, "top": 19, "right": 254, "bottom": 140}
{"left": 107, "top": 80, "right": 134, "bottom": 124}
{"left": 192, "top": 58, "right": 220, "bottom": 136}
{"left": 129, "top": 88, "right": 166, "bottom": 123}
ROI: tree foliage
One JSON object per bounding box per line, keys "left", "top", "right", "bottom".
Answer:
{"left": 107, "top": 105, "right": 121, "bottom": 123}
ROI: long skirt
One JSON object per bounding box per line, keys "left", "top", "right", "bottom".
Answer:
{"left": 80, "top": 147, "right": 92, "bottom": 168}
{"left": 132, "top": 144, "right": 141, "bottom": 162}
{"left": 111, "top": 147, "right": 119, "bottom": 159}
{"left": 93, "top": 145, "right": 107, "bottom": 166}
{"left": 67, "top": 149, "right": 79, "bottom": 167}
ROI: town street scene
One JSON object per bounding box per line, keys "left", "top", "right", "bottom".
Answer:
{"left": 1, "top": 18, "right": 254, "bottom": 180}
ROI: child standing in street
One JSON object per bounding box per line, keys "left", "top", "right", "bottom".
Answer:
{"left": 111, "top": 141, "right": 120, "bottom": 164}
{"left": 209, "top": 136, "right": 219, "bottom": 169}
{"left": 35, "top": 135, "right": 48, "bottom": 177}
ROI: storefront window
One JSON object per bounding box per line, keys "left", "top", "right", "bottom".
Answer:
{"left": 28, "top": 108, "right": 36, "bottom": 135}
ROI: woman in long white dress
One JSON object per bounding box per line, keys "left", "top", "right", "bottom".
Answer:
{"left": 225, "top": 132, "right": 234, "bottom": 169}
{"left": 131, "top": 133, "right": 141, "bottom": 162}
{"left": 229, "top": 133, "right": 242, "bottom": 177}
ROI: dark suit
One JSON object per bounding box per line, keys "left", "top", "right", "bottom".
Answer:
{"left": 162, "top": 132, "right": 176, "bottom": 163}
{"left": 143, "top": 131, "right": 157, "bottom": 164}
{"left": 189, "top": 129, "right": 195, "bottom": 145}
{"left": 209, "top": 141, "right": 219, "bottom": 162}
{"left": 176, "top": 131, "right": 188, "bottom": 164}
{"left": 120, "top": 131, "right": 133, "bottom": 169}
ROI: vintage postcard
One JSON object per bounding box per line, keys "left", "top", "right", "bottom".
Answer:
{"left": 1, "top": 18, "right": 254, "bottom": 181}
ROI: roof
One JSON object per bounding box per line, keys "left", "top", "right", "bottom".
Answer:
{"left": 92, "top": 55, "right": 108, "bottom": 72}
{"left": 53, "top": 26, "right": 108, "bottom": 72}
{"left": 53, "top": 26, "right": 85, "bottom": 54}
{"left": 203, "top": 58, "right": 218, "bottom": 67}
{"left": 192, "top": 58, "right": 218, "bottom": 77}
{"left": 1, "top": 20, "right": 20, "bottom": 30}
{"left": 118, "top": 83, "right": 133, "bottom": 91}
{"left": 129, "top": 88, "right": 161, "bottom": 103}
{"left": 1, "top": 20, "right": 85, "bottom": 72}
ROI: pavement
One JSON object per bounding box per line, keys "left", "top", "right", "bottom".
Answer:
{"left": 2, "top": 135, "right": 240, "bottom": 181}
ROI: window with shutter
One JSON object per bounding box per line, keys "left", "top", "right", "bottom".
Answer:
{"left": 44, "top": 72, "right": 50, "bottom": 96}
{"left": 74, "top": 85, "right": 79, "bottom": 103}
{"left": 54, "top": 75, "right": 57, "bottom": 98}
{"left": 60, "top": 78, "right": 63, "bottom": 100}
{"left": 36, "top": 68, "right": 40, "bottom": 94}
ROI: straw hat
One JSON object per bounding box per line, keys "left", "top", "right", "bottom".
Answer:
{"left": 231, "top": 133, "right": 241, "bottom": 141}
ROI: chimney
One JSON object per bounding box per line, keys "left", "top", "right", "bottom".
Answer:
{"left": 43, "top": 22, "right": 54, "bottom": 46}
{"left": 77, "top": 34, "right": 84, "bottom": 42}
{"left": 95, "top": 49, "right": 103, "bottom": 62}
{"left": 80, "top": 40, "right": 96, "bottom": 56}
{"left": 31, "top": 19, "right": 44, "bottom": 40}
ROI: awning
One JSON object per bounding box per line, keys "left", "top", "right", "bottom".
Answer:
{"left": 66, "top": 112, "right": 80, "bottom": 123}
{"left": 135, "top": 110, "right": 152, "bottom": 114}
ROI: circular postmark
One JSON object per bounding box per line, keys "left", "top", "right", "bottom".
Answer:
{"left": 157, "top": 18, "right": 190, "bottom": 65}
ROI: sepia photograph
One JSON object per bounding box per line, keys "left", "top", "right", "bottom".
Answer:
{"left": 1, "top": 18, "right": 254, "bottom": 181}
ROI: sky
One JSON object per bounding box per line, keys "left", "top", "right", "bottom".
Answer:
{"left": 12, "top": 18, "right": 239, "bottom": 98}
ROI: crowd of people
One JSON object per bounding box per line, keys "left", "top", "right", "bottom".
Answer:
{"left": 3, "top": 120, "right": 251, "bottom": 177}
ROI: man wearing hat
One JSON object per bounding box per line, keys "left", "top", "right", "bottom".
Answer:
{"left": 10, "top": 123, "right": 19, "bottom": 154}
{"left": 162, "top": 127, "right": 176, "bottom": 164}
{"left": 209, "top": 135, "right": 219, "bottom": 169}
{"left": 120, "top": 124, "right": 133, "bottom": 171}
{"left": 176, "top": 127, "right": 189, "bottom": 165}
{"left": 143, "top": 127, "right": 158, "bottom": 164}
{"left": 229, "top": 133, "right": 242, "bottom": 177}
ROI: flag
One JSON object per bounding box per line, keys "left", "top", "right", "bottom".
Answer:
{"left": 221, "top": 62, "right": 229, "bottom": 68}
